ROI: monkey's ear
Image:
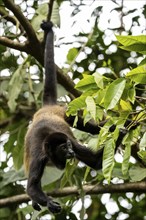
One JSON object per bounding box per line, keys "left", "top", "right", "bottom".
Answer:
{"left": 44, "top": 132, "right": 68, "bottom": 148}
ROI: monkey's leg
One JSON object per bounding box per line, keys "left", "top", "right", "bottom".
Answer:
{"left": 27, "top": 158, "right": 61, "bottom": 213}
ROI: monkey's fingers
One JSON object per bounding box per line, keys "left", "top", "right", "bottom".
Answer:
{"left": 32, "top": 201, "right": 42, "bottom": 211}
{"left": 47, "top": 200, "right": 61, "bottom": 214}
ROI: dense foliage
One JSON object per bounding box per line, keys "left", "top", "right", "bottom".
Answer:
{"left": 0, "top": 0, "right": 146, "bottom": 219}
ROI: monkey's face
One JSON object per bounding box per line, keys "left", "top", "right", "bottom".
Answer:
{"left": 57, "top": 139, "right": 75, "bottom": 160}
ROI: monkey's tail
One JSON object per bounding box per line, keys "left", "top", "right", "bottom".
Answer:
{"left": 41, "top": 21, "right": 57, "bottom": 105}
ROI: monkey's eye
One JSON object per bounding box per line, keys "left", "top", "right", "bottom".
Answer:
{"left": 67, "top": 140, "right": 72, "bottom": 148}
{"left": 62, "top": 145, "right": 66, "bottom": 150}
{"left": 60, "top": 143, "right": 66, "bottom": 150}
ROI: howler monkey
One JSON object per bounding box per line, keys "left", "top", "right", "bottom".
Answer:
{"left": 24, "top": 21, "right": 128, "bottom": 214}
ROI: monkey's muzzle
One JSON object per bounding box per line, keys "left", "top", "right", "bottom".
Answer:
{"left": 66, "top": 149, "right": 75, "bottom": 159}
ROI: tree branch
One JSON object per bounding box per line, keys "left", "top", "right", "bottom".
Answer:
{"left": 0, "top": 182, "right": 145, "bottom": 208}
{"left": 0, "top": 7, "right": 24, "bottom": 33}
{"left": 0, "top": 36, "right": 29, "bottom": 52}
{"left": 3, "top": 0, "right": 39, "bottom": 45}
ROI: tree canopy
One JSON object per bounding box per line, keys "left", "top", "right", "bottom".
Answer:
{"left": 0, "top": 0, "right": 146, "bottom": 219}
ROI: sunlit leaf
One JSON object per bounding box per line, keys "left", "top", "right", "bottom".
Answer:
{"left": 139, "top": 132, "right": 146, "bottom": 150}
{"left": 122, "top": 143, "right": 131, "bottom": 176}
{"left": 94, "top": 72, "right": 104, "bottom": 89}
{"left": 104, "top": 78, "right": 126, "bottom": 110}
{"left": 120, "top": 99, "right": 132, "bottom": 111}
{"left": 126, "top": 64, "right": 146, "bottom": 84}
{"left": 85, "top": 96, "right": 96, "bottom": 120}
{"left": 116, "top": 35, "right": 146, "bottom": 46}
{"left": 103, "top": 139, "right": 115, "bottom": 183}
{"left": 67, "top": 48, "right": 78, "bottom": 63}
{"left": 75, "top": 75, "right": 96, "bottom": 91}
{"left": 67, "top": 91, "right": 93, "bottom": 115}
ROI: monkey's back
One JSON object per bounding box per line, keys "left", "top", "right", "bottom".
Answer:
{"left": 24, "top": 105, "right": 73, "bottom": 172}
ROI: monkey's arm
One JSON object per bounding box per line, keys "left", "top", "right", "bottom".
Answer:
{"left": 27, "top": 152, "right": 61, "bottom": 213}
{"left": 71, "top": 127, "right": 131, "bottom": 170}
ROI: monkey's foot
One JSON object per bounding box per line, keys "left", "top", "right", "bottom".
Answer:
{"left": 47, "top": 200, "right": 61, "bottom": 214}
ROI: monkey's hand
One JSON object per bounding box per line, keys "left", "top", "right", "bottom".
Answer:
{"left": 47, "top": 199, "right": 61, "bottom": 214}
{"left": 32, "top": 201, "right": 41, "bottom": 211}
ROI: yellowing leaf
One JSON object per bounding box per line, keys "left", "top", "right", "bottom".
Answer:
{"left": 120, "top": 99, "right": 132, "bottom": 111}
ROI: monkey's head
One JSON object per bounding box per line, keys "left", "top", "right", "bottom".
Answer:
{"left": 44, "top": 132, "right": 75, "bottom": 169}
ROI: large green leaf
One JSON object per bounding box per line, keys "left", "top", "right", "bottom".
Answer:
{"left": 67, "top": 90, "right": 93, "bottom": 115}
{"left": 129, "top": 166, "right": 146, "bottom": 181}
{"left": 103, "top": 139, "right": 115, "bottom": 183}
{"left": 104, "top": 78, "right": 126, "bottom": 110}
{"left": 12, "top": 123, "right": 26, "bottom": 170}
{"left": 120, "top": 44, "right": 146, "bottom": 55}
{"left": 122, "top": 143, "right": 131, "bottom": 176}
{"left": 126, "top": 64, "right": 146, "bottom": 84}
{"left": 42, "top": 167, "right": 64, "bottom": 186}
{"left": 116, "top": 35, "right": 146, "bottom": 46}
{"left": 75, "top": 75, "right": 96, "bottom": 91}
{"left": 8, "top": 64, "right": 26, "bottom": 112}
{"left": 116, "top": 35, "right": 146, "bottom": 54}
{"left": 31, "top": 2, "right": 60, "bottom": 31}
{"left": 0, "top": 168, "right": 24, "bottom": 189}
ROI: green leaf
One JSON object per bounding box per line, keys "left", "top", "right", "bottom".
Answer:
{"left": 139, "top": 132, "right": 146, "bottom": 150}
{"left": 120, "top": 44, "right": 146, "bottom": 55}
{"left": 139, "top": 57, "right": 146, "bottom": 66}
{"left": 126, "top": 64, "right": 146, "bottom": 84}
{"left": 116, "top": 35, "right": 146, "bottom": 46}
{"left": 60, "top": 160, "right": 77, "bottom": 188}
{"left": 116, "top": 35, "right": 146, "bottom": 54}
{"left": 75, "top": 75, "right": 96, "bottom": 91}
{"left": 138, "top": 132, "right": 146, "bottom": 163}
{"left": 67, "top": 48, "right": 78, "bottom": 63}
{"left": 85, "top": 96, "right": 96, "bottom": 120}
{"left": 31, "top": 2, "right": 60, "bottom": 31}
{"left": 122, "top": 144, "right": 131, "bottom": 175}
{"left": 8, "top": 64, "right": 26, "bottom": 112}
{"left": 128, "top": 87, "right": 135, "bottom": 103}
{"left": 120, "top": 99, "right": 132, "bottom": 111}
{"left": 129, "top": 166, "right": 146, "bottom": 181}
{"left": 103, "top": 139, "right": 115, "bottom": 183}
{"left": 42, "top": 167, "right": 64, "bottom": 186}
{"left": 94, "top": 72, "right": 104, "bottom": 89}
{"left": 51, "top": 1, "right": 60, "bottom": 26}
{"left": 67, "top": 90, "right": 93, "bottom": 116}
{"left": 138, "top": 151, "right": 146, "bottom": 163}
{"left": 0, "top": 168, "right": 24, "bottom": 188}
{"left": 104, "top": 78, "right": 126, "bottom": 110}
